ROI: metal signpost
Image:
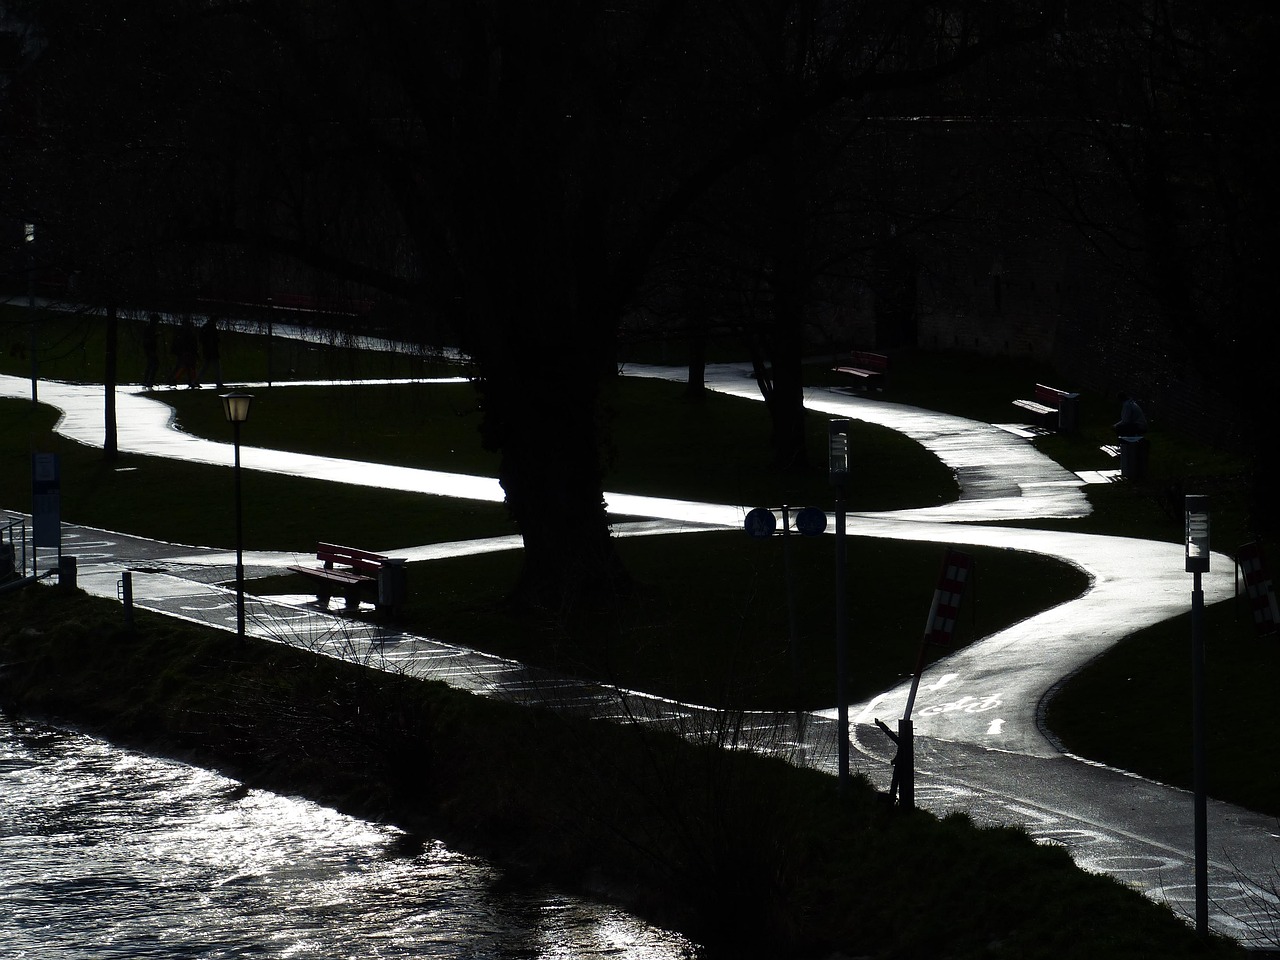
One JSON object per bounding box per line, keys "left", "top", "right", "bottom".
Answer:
{"left": 1185, "top": 495, "right": 1210, "bottom": 938}
{"left": 880, "top": 547, "right": 974, "bottom": 810}
{"left": 829, "top": 419, "right": 851, "bottom": 795}
{"left": 221, "top": 393, "right": 254, "bottom": 641}
{"left": 744, "top": 505, "right": 828, "bottom": 689}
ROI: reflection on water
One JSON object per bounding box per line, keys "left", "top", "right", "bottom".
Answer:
{"left": 0, "top": 715, "right": 697, "bottom": 959}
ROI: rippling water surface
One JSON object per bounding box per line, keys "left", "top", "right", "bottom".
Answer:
{"left": 0, "top": 716, "right": 697, "bottom": 959}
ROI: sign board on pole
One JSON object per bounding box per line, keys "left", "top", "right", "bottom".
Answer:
{"left": 744, "top": 507, "right": 777, "bottom": 539}
{"left": 31, "top": 453, "right": 61, "bottom": 549}
{"left": 795, "top": 506, "right": 827, "bottom": 537}
{"left": 1238, "top": 542, "right": 1279, "bottom": 637}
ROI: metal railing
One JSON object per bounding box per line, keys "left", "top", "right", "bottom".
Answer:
{"left": 2, "top": 515, "right": 29, "bottom": 582}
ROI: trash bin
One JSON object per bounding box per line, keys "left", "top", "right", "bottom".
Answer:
{"left": 58, "top": 554, "right": 77, "bottom": 590}
{"left": 1119, "top": 436, "right": 1149, "bottom": 481}
{"left": 1057, "top": 393, "right": 1081, "bottom": 433}
{"left": 377, "top": 558, "right": 408, "bottom": 614}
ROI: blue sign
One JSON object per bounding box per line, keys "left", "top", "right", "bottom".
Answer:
{"left": 744, "top": 508, "right": 777, "bottom": 539}
{"left": 795, "top": 506, "right": 827, "bottom": 537}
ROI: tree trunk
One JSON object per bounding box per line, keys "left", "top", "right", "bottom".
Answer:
{"left": 685, "top": 303, "right": 708, "bottom": 401}
{"left": 458, "top": 231, "right": 628, "bottom": 614}
{"left": 475, "top": 349, "right": 628, "bottom": 615}
{"left": 763, "top": 126, "right": 810, "bottom": 472}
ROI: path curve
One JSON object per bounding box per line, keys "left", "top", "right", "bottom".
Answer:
{"left": 2, "top": 369, "right": 1272, "bottom": 945}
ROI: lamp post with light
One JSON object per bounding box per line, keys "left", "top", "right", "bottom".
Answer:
{"left": 25, "top": 222, "right": 37, "bottom": 404}
{"left": 221, "top": 392, "right": 254, "bottom": 640}
{"left": 829, "top": 418, "right": 851, "bottom": 795}
{"left": 1185, "top": 494, "right": 1210, "bottom": 938}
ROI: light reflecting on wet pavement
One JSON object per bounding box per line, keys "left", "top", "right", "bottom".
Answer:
{"left": 0, "top": 715, "right": 696, "bottom": 960}
{"left": 1, "top": 366, "right": 1275, "bottom": 947}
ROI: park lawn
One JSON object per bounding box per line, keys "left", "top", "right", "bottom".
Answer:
{"left": 158, "top": 374, "right": 958, "bottom": 511}
{"left": 255, "top": 530, "right": 1088, "bottom": 712}
{"left": 1045, "top": 597, "right": 1280, "bottom": 818}
{"left": 0, "top": 398, "right": 516, "bottom": 551}
{"left": 5, "top": 323, "right": 1274, "bottom": 816}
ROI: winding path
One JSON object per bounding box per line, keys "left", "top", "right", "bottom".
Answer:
{"left": 2, "top": 366, "right": 1275, "bottom": 945}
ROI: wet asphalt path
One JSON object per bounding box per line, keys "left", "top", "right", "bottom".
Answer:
{"left": 2, "top": 367, "right": 1276, "bottom": 946}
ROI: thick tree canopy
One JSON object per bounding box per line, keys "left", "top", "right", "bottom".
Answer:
{"left": 42, "top": 2, "right": 1271, "bottom": 612}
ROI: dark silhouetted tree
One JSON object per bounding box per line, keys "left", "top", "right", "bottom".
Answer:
{"left": 8, "top": 0, "right": 1065, "bottom": 614}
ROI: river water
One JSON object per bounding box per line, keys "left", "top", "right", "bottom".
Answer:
{"left": 0, "top": 715, "right": 697, "bottom": 959}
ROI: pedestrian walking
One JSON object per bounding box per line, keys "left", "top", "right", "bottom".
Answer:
{"left": 142, "top": 313, "right": 161, "bottom": 390}
{"left": 199, "top": 315, "right": 225, "bottom": 389}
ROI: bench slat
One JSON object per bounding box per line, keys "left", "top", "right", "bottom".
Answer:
{"left": 1012, "top": 399, "right": 1056, "bottom": 416}
{"left": 832, "top": 350, "right": 889, "bottom": 387}
{"left": 1013, "top": 383, "right": 1078, "bottom": 433}
{"left": 287, "top": 541, "right": 404, "bottom": 612}
{"left": 287, "top": 564, "right": 368, "bottom": 586}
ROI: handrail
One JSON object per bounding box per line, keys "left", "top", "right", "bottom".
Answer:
{"left": 2, "top": 515, "right": 30, "bottom": 581}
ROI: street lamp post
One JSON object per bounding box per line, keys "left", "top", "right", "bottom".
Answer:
{"left": 221, "top": 392, "right": 254, "bottom": 640}
{"left": 25, "top": 223, "right": 37, "bottom": 404}
{"left": 1185, "top": 494, "right": 1210, "bottom": 938}
{"left": 829, "top": 419, "right": 851, "bottom": 795}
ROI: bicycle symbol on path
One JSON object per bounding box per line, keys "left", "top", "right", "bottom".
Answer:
{"left": 917, "top": 695, "right": 1002, "bottom": 717}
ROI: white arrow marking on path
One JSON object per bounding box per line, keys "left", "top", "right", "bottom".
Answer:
{"left": 926, "top": 673, "right": 958, "bottom": 692}
{"left": 986, "top": 719, "right": 1005, "bottom": 735}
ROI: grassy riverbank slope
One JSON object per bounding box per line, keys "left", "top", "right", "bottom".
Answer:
{"left": 0, "top": 585, "right": 1245, "bottom": 960}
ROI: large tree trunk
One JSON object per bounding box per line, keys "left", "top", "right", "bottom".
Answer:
{"left": 762, "top": 127, "right": 810, "bottom": 472}
{"left": 484, "top": 363, "right": 627, "bottom": 613}
{"left": 459, "top": 224, "right": 628, "bottom": 614}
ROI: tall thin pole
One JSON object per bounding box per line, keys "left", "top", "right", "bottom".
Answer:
{"left": 27, "top": 229, "right": 37, "bottom": 405}
{"left": 234, "top": 420, "right": 245, "bottom": 641}
{"left": 835, "top": 491, "right": 848, "bottom": 795}
{"left": 1192, "top": 569, "right": 1207, "bottom": 937}
{"left": 782, "top": 505, "right": 799, "bottom": 687}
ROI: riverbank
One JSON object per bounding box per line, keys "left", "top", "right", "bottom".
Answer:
{"left": 0, "top": 584, "right": 1245, "bottom": 959}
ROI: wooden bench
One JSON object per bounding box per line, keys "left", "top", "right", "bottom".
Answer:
{"left": 288, "top": 542, "right": 397, "bottom": 611}
{"left": 832, "top": 350, "right": 889, "bottom": 391}
{"left": 1012, "top": 383, "right": 1078, "bottom": 432}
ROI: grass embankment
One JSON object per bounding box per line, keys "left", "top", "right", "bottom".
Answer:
{"left": 0, "top": 585, "right": 1246, "bottom": 960}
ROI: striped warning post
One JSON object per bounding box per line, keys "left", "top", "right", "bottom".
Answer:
{"left": 926, "top": 549, "right": 974, "bottom": 645}
{"left": 1237, "top": 542, "right": 1279, "bottom": 637}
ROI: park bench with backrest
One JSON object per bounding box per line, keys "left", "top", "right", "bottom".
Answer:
{"left": 288, "top": 542, "right": 392, "bottom": 610}
{"left": 1012, "top": 383, "right": 1078, "bottom": 432}
{"left": 832, "top": 350, "right": 889, "bottom": 391}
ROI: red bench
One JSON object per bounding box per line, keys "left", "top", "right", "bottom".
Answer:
{"left": 288, "top": 542, "right": 395, "bottom": 611}
{"left": 832, "top": 350, "right": 889, "bottom": 391}
{"left": 1012, "top": 383, "right": 1078, "bottom": 432}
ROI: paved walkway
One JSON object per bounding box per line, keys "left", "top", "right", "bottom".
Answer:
{"left": 2, "top": 367, "right": 1276, "bottom": 947}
